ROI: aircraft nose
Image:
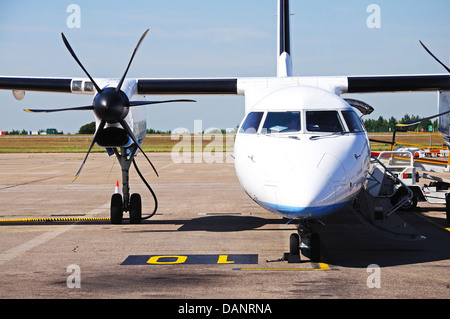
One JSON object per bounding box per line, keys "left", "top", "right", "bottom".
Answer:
{"left": 276, "top": 153, "right": 348, "bottom": 219}
{"left": 293, "top": 174, "right": 336, "bottom": 218}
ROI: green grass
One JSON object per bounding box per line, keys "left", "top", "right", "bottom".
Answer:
{"left": 0, "top": 135, "right": 236, "bottom": 153}
{"left": 0, "top": 132, "right": 442, "bottom": 153}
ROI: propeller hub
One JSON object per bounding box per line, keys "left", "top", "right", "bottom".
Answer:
{"left": 93, "top": 87, "right": 129, "bottom": 123}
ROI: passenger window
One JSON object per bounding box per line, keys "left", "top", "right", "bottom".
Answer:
{"left": 239, "top": 112, "right": 264, "bottom": 134}
{"left": 262, "top": 111, "right": 301, "bottom": 134}
{"left": 306, "top": 111, "right": 344, "bottom": 132}
{"left": 342, "top": 110, "right": 364, "bottom": 132}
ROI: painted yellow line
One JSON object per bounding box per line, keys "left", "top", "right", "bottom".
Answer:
{"left": 318, "top": 262, "right": 331, "bottom": 270}
{"left": 405, "top": 131, "right": 443, "bottom": 137}
{"left": 414, "top": 158, "right": 449, "bottom": 165}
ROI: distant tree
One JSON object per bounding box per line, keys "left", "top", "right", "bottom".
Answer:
{"left": 362, "top": 113, "right": 432, "bottom": 132}
{"left": 376, "top": 116, "right": 388, "bottom": 132}
{"left": 388, "top": 116, "right": 397, "bottom": 131}
{"left": 418, "top": 119, "right": 432, "bottom": 132}
{"left": 400, "top": 114, "right": 411, "bottom": 124}
{"left": 78, "top": 122, "right": 96, "bottom": 134}
{"left": 147, "top": 128, "right": 171, "bottom": 134}
{"left": 6, "top": 129, "right": 20, "bottom": 135}
{"left": 362, "top": 118, "right": 376, "bottom": 132}
{"left": 399, "top": 114, "right": 423, "bottom": 132}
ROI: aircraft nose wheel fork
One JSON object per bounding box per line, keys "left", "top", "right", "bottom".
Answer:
{"left": 288, "top": 221, "right": 321, "bottom": 262}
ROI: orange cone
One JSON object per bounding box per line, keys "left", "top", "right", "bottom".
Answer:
{"left": 115, "top": 181, "right": 120, "bottom": 194}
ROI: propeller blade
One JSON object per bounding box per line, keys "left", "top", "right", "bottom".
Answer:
{"left": 24, "top": 105, "right": 94, "bottom": 113}
{"left": 116, "top": 29, "right": 150, "bottom": 93}
{"left": 118, "top": 119, "right": 159, "bottom": 177}
{"left": 419, "top": 40, "right": 450, "bottom": 73}
{"left": 73, "top": 120, "right": 106, "bottom": 182}
{"left": 61, "top": 33, "right": 103, "bottom": 93}
{"left": 128, "top": 99, "right": 196, "bottom": 107}
{"left": 396, "top": 109, "right": 450, "bottom": 127}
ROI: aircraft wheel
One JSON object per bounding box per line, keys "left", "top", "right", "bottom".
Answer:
{"left": 129, "top": 193, "right": 142, "bottom": 224}
{"left": 446, "top": 194, "right": 450, "bottom": 224}
{"left": 111, "top": 193, "right": 123, "bottom": 224}
{"left": 289, "top": 233, "right": 300, "bottom": 256}
{"left": 310, "top": 233, "right": 321, "bottom": 262}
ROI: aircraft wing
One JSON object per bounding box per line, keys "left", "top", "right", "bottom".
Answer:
{"left": 1, "top": 74, "right": 450, "bottom": 97}
{"left": 0, "top": 77, "right": 73, "bottom": 93}
{"left": 0, "top": 76, "right": 241, "bottom": 97}
{"left": 135, "top": 74, "right": 450, "bottom": 95}
{"left": 136, "top": 78, "right": 239, "bottom": 95}
{"left": 344, "top": 74, "right": 450, "bottom": 93}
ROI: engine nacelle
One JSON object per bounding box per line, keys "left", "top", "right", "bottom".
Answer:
{"left": 96, "top": 127, "right": 132, "bottom": 148}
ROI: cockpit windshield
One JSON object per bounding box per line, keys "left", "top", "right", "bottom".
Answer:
{"left": 239, "top": 112, "right": 264, "bottom": 134}
{"left": 306, "top": 111, "right": 344, "bottom": 133}
{"left": 342, "top": 110, "right": 365, "bottom": 132}
{"left": 262, "top": 111, "right": 301, "bottom": 134}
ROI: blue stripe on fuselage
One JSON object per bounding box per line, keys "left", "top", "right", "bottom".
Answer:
{"left": 257, "top": 200, "right": 349, "bottom": 219}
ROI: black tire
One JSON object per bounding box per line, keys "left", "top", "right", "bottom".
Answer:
{"left": 310, "top": 233, "right": 321, "bottom": 262}
{"left": 446, "top": 194, "right": 450, "bottom": 225}
{"left": 111, "top": 193, "right": 123, "bottom": 224}
{"left": 289, "top": 233, "right": 300, "bottom": 256}
{"left": 129, "top": 193, "right": 142, "bottom": 224}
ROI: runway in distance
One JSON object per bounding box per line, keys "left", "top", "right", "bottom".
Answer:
{"left": 1, "top": 0, "right": 450, "bottom": 262}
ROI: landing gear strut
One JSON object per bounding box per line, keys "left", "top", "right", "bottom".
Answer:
{"left": 289, "top": 220, "right": 321, "bottom": 262}
{"left": 109, "top": 145, "right": 156, "bottom": 224}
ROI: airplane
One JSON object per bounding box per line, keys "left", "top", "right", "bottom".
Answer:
{"left": 1, "top": 0, "right": 450, "bottom": 262}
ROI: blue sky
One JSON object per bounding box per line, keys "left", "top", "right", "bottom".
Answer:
{"left": 0, "top": 0, "right": 449, "bottom": 133}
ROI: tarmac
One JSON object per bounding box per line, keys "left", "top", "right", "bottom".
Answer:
{"left": 0, "top": 152, "right": 449, "bottom": 301}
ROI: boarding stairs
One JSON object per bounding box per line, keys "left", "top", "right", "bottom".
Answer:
{"left": 353, "top": 154, "right": 425, "bottom": 241}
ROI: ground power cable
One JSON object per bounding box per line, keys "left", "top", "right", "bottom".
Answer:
{"left": 132, "top": 158, "right": 158, "bottom": 220}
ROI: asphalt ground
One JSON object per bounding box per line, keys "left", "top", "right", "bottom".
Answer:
{"left": 0, "top": 153, "right": 449, "bottom": 302}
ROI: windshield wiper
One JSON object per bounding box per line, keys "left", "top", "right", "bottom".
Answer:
{"left": 309, "top": 131, "right": 349, "bottom": 140}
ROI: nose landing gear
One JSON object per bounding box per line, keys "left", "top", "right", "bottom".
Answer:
{"left": 288, "top": 220, "right": 321, "bottom": 262}
{"left": 109, "top": 145, "right": 157, "bottom": 224}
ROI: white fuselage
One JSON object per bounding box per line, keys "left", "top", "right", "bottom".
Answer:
{"left": 234, "top": 86, "right": 371, "bottom": 220}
